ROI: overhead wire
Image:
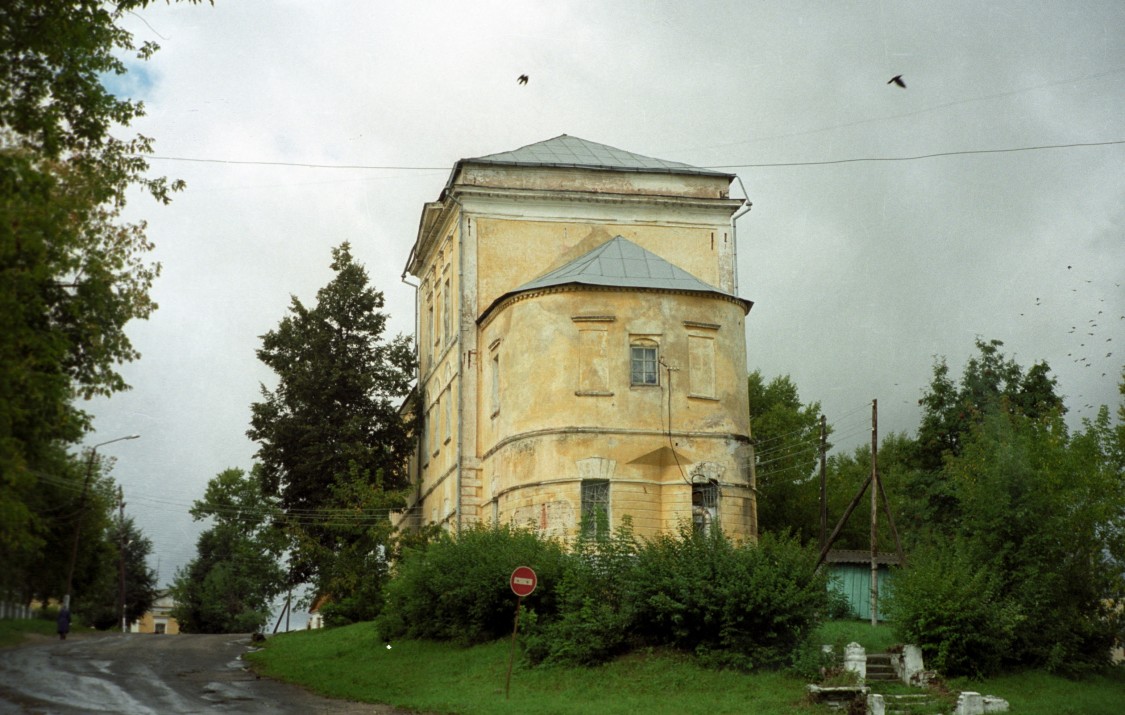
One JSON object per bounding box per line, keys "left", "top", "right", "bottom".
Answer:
{"left": 137, "top": 139, "right": 1125, "bottom": 173}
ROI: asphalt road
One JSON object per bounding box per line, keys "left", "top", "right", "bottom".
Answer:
{"left": 0, "top": 632, "right": 402, "bottom": 714}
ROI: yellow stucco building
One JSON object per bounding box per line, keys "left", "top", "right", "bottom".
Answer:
{"left": 398, "top": 135, "right": 755, "bottom": 542}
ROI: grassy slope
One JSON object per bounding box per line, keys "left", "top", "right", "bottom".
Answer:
{"left": 0, "top": 618, "right": 59, "bottom": 648}
{"left": 246, "top": 622, "right": 816, "bottom": 715}
{"left": 247, "top": 621, "right": 1125, "bottom": 715}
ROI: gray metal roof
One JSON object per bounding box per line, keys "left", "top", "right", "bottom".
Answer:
{"left": 466, "top": 135, "right": 732, "bottom": 178}
{"left": 517, "top": 236, "right": 732, "bottom": 296}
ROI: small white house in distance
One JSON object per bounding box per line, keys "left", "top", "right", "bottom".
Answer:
{"left": 131, "top": 590, "right": 180, "bottom": 634}
{"left": 307, "top": 594, "right": 327, "bottom": 629}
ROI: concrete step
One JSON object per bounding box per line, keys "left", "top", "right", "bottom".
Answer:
{"left": 866, "top": 653, "right": 899, "bottom": 682}
{"left": 881, "top": 693, "right": 946, "bottom": 715}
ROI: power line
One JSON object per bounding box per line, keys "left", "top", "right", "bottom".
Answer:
{"left": 141, "top": 155, "right": 448, "bottom": 170}
{"left": 675, "top": 66, "right": 1125, "bottom": 154}
{"left": 137, "top": 138, "right": 1125, "bottom": 173}
{"left": 709, "top": 140, "right": 1125, "bottom": 169}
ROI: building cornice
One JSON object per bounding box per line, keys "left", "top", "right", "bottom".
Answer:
{"left": 479, "top": 283, "right": 751, "bottom": 330}
{"left": 481, "top": 425, "right": 750, "bottom": 462}
{"left": 450, "top": 185, "right": 744, "bottom": 217}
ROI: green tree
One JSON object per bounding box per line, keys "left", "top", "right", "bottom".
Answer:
{"left": 3, "top": 445, "right": 115, "bottom": 604}
{"left": 915, "top": 338, "right": 1063, "bottom": 471}
{"left": 892, "top": 351, "right": 1123, "bottom": 675}
{"left": 78, "top": 514, "right": 159, "bottom": 631}
{"left": 912, "top": 338, "right": 1064, "bottom": 528}
{"left": 171, "top": 467, "right": 288, "bottom": 633}
{"left": 0, "top": 0, "right": 207, "bottom": 598}
{"left": 748, "top": 371, "right": 825, "bottom": 540}
{"left": 247, "top": 243, "right": 415, "bottom": 615}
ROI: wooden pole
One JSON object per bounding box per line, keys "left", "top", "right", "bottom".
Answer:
{"left": 819, "top": 414, "right": 827, "bottom": 551}
{"left": 118, "top": 486, "right": 127, "bottom": 633}
{"left": 815, "top": 473, "right": 871, "bottom": 569}
{"left": 877, "top": 472, "right": 908, "bottom": 567}
{"left": 870, "top": 399, "right": 879, "bottom": 627}
{"left": 272, "top": 593, "right": 290, "bottom": 634}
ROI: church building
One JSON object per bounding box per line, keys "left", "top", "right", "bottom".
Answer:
{"left": 397, "top": 135, "right": 756, "bottom": 542}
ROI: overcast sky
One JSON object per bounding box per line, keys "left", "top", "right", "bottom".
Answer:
{"left": 85, "top": 0, "right": 1124, "bottom": 593}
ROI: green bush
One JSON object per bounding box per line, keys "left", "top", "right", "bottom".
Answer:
{"left": 523, "top": 519, "right": 641, "bottom": 666}
{"left": 886, "top": 539, "right": 1023, "bottom": 678}
{"left": 630, "top": 529, "right": 829, "bottom": 670}
{"left": 379, "top": 521, "right": 829, "bottom": 671}
{"left": 376, "top": 523, "right": 565, "bottom": 645}
{"left": 525, "top": 524, "right": 829, "bottom": 670}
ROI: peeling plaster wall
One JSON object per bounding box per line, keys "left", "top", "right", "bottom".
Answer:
{"left": 403, "top": 158, "right": 753, "bottom": 541}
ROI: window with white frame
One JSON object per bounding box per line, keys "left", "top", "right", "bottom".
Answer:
{"left": 630, "top": 340, "right": 659, "bottom": 386}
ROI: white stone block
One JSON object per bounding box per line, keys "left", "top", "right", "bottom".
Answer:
{"left": 956, "top": 691, "right": 984, "bottom": 715}
{"left": 867, "top": 693, "right": 885, "bottom": 715}
{"left": 844, "top": 642, "right": 866, "bottom": 680}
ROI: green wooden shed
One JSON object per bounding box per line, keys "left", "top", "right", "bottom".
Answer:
{"left": 826, "top": 550, "right": 902, "bottom": 621}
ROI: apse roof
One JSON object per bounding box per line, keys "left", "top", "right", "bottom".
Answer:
{"left": 517, "top": 236, "right": 726, "bottom": 294}
{"left": 480, "top": 236, "right": 753, "bottom": 321}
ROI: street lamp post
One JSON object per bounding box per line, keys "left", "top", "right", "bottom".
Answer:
{"left": 118, "top": 485, "right": 129, "bottom": 634}
{"left": 63, "top": 434, "right": 139, "bottom": 610}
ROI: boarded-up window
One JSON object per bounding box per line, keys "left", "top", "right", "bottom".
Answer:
{"left": 444, "top": 388, "right": 452, "bottom": 444}
{"left": 688, "top": 335, "right": 716, "bottom": 398}
{"left": 443, "top": 277, "right": 452, "bottom": 344}
{"left": 490, "top": 352, "right": 500, "bottom": 416}
{"left": 578, "top": 329, "right": 609, "bottom": 393}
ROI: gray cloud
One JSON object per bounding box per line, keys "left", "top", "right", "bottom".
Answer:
{"left": 86, "top": 0, "right": 1124, "bottom": 589}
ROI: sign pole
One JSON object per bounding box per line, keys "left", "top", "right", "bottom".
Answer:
{"left": 505, "top": 596, "right": 522, "bottom": 699}
{"left": 505, "top": 566, "right": 537, "bottom": 700}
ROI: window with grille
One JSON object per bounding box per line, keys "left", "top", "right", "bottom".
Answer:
{"left": 692, "top": 482, "right": 719, "bottom": 535}
{"left": 580, "top": 479, "right": 610, "bottom": 537}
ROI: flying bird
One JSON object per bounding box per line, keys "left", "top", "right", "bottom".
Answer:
{"left": 887, "top": 75, "right": 906, "bottom": 88}
{"left": 517, "top": 74, "right": 529, "bottom": 85}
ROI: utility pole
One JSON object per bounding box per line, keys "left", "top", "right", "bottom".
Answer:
{"left": 118, "top": 485, "right": 127, "bottom": 634}
{"left": 819, "top": 414, "right": 827, "bottom": 552}
{"left": 64, "top": 434, "right": 139, "bottom": 610}
{"left": 870, "top": 399, "right": 879, "bottom": 627}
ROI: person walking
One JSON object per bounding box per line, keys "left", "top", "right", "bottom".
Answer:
{"left": 57, "top": 606, "right": 71, "bottom": 640}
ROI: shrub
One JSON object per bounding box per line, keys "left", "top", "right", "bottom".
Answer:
{"left": 376, "top": 523, "right": 565, "bottom": 645}
{"left": 526, "top": 524, "right": 829, "bottom": 670}
{"left": 886, "top": 539, "right": 1023, "bottom": 678}
{"left": 631, "top": 529, "right": 829, "bottom": 670}
{"left": 523, "top": 519, "right": 641, "bottom": 666}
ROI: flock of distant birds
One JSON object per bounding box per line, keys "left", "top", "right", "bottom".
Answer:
{"left": 1027, "top": 266, "right": 1123, "bottom": 412}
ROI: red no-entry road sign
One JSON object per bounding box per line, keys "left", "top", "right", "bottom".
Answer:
{"left": 510, "top": 566, "right": 537, "bottom": 597}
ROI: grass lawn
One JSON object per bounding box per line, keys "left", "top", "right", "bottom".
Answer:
{"left": 812, "top": 619, "right": 899, "bottom": 654}
{"left": 0, "top": 618, "right": 59, "bottom": 648}
{"left": 246, "top": 622, "right": 818, "bottom": 715}
{"left": 247, "top": 621, "right": 1125, "bottom": 715}
{"left": 946, "top": 669, "right": 1125, "bottom": 715}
